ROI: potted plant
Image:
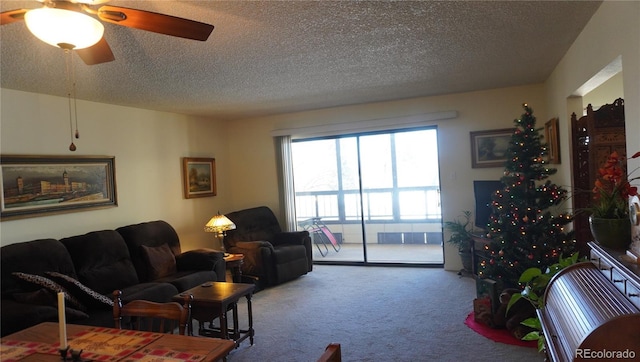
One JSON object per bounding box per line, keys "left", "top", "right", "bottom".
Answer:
{"left": 507, "top": 252, "right": 583, "bottom": 352}
{"left": 444, "top": 210, "right": 475, "bottom": 273}
{"left": 588, "top": 150, "right": 640, "bottom": 250}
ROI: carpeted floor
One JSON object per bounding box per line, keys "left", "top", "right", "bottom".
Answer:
{"left": 201, "top": 265, "right": 544, "bottom": 361}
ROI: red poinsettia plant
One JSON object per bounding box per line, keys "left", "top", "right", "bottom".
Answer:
{"left": 591, "top": 150, "right": 640, "bottom": 219}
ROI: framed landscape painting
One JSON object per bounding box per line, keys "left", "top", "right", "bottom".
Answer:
{"left": 1, "top": 155, "right": 117, "bottom": 220}
{"left": 182, "top": 157, "right": 216, "bottom": 198}
{"left": 470, "top": 128, "right": 513, "bottom": 168}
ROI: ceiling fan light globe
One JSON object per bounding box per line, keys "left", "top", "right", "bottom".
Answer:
{"left": 25, "top": 8, "right": 104, "bottom": 50}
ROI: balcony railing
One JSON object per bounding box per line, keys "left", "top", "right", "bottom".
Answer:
{"left": 295, "top": 186, "right": 441, "bottom": 223}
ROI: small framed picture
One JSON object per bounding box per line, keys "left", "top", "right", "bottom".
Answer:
{"left": 470, "top": 128, "right": 513, "bottom": 168}
{"left": 182, "top": 157, "right": 216, "bottom": 198}
{"left": 544, "top": 117, "right": 561, "bottom": 164}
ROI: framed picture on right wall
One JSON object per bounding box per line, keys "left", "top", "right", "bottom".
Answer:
{"left": 544, "top": 117, "right": 560, "bottom": 164}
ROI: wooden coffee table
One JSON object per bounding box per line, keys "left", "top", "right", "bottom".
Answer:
{"left": 175, "top": 282, "right": 255, "bottom": 347}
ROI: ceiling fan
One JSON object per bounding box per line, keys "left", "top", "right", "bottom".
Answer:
{"left": 1, "top": 0, "right": 214, "bottom": 65}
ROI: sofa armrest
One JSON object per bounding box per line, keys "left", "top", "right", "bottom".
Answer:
{"left": 227, "top": 241, "right": 276, "bottom": 285}
{"left": 229, "top": 240, "right": 275, "bottom": 252}
{"left": 175, "top": 248, "right": 224, "bottom": 271}
{"left": 274, "top": 231, "right": 313, "bottom": 272}
{"left": 272, "top": 231, "right": 310, "bottom": 246}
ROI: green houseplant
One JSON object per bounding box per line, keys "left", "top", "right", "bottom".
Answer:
{"left": 507, "top": 252, "right": 584, "bottom": 352}
{"left": 444, "top": 210, "right": 475, "bottom": 273}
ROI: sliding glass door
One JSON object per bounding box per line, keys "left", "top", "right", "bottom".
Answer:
{"left": 291, "top": 127, "right": 443, "bottom": 265}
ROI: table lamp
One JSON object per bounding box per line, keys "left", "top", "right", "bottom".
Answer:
{"left": 204, "top": 212, "right": 236, "bottom": 252}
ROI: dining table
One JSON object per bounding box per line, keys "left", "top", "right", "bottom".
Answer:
{"left": 0, "top": 322, "right": 236, "bottom": 362}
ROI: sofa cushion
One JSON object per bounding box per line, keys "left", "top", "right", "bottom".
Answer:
{"left": 153, "top": 270, "right": 218, "bottom": 292}
{"left": 272, "top": 244, "right": 308, "bottom": 261}
{"left": 11, "top": 289, "right": 89, "bottom": 320}
{"left": 273, "top": 245, "right": 309, "bottom": 284}
{"left": 45, "top": 271, "right": 113, "bottom": 310}
{"left": 0, "top": 300, "right": 88, "bottom": 337}
{"left": 1, "top": 239, "right": 77, "bottom": 297}
{"left": 60, "top": 230, "right": 139, "bottom": 295}
{"left": 67, "top": 283, "right": 180, "bottom": 330}
{"left": 175, "top": 249, "right": 224, "bottom": 271}
{"left": 117, "top": 221, "right": 182, "bottom": 282}
{"left": 140, "top": 243, "right": 177, "bottom": 280}
{"left": 12, "top": 288, "right": 56, "bottom": 305}
{"left": 11, "top": 272, "right": 86, "bottom": 311}
{"left": 63, "top": 307, "right": 90, "bottom": 321}
{"left": 117, "top": 282, "right": 180, "bottom": 303}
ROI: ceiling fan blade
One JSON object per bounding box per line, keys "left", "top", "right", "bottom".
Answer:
{"left": 75, "top": 36, "right": 115, "bottom": 65}
{"left": 1, "top": 9, "right": 28, "bottom": 25}
{"left": 97, "top": 5, "right": 213, "bottom": 41}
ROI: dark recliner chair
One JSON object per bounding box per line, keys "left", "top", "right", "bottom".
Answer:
{"left": 224, "top": 206, "right": 312, "bottom": 288}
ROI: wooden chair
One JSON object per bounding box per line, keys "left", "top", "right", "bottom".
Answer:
{"left": 317, "top": 343, "right": 341, "bottom": 362}
{"left": 113, "top": 290, "right": 193, "bottom": 335}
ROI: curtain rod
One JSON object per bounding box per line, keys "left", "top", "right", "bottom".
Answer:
{"left": 270, "top": 110, "right": 458, "bottom": 138}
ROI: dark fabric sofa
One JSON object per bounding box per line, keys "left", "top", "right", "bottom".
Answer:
{"left": 1, "top": 220, "right": 225, "bottom": 337}
{"left": 224, "top": 206, "right": 312, "bottom": 288}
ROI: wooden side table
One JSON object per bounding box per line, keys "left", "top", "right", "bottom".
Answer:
{"left": 174, "top": 282, "right": 255, "bottom": 348}
{"left": 224, "top": 253, "right": 244, "bottom": 283}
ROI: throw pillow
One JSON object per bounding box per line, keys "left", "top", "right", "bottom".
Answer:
{"left": 10, "top": 272, "right": 86, "bottom": 311}
{"left": 140, "top": 243, "right": 177, "bottom": 280}
{"left": 45, "top": 271, "right": 113, "bottom": 310}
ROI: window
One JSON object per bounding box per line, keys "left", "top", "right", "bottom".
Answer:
{"left": 292, "top": 128, "right": 441, "bottom": 223}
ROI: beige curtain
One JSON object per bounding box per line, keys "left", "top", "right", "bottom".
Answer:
{"left": 276, "top": 135, "right": 298, "bottom": 231}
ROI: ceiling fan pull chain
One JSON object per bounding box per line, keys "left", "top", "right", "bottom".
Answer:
{"left": 64, "top": 49, "right": 76, "bottom": 152}
{"left": 71, "top": 51, "right": 79, "bottom": 139}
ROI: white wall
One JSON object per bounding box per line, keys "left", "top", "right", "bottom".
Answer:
{"left": 582, "top": 72, "right": 624, "bottom": 111}
{"left": 545, "top": 1, "right": 640, "bottom": 191}
{"left": 0, "top": 89, "right": 233, "bottom": 251}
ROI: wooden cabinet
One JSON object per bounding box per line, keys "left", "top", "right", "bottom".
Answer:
{"left": 589, "top": 242, "right": 640, "bottom": 310}
{"left": 538, "top": 242, "right": 640, "bottom": 362}
{"left": 571, "top": 98, "right": 626, "bottom": 254}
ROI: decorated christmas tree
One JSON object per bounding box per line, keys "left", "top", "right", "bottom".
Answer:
{"left": 478, "top": 104, "right": 576, "bottom": 287}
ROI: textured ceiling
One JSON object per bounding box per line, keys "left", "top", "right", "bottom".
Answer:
{"left": 1, "top": 1, "right": 602, "bottom": 121}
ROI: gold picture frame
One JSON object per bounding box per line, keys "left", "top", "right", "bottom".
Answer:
{"left": 544, "top": 117, "right": 560, "bottom": 164}
{"left": 182, "top": 157, "right": 216, "bottom": 198}
{"left": 470, "top": 128, "right": 513, "bottom": 168}
{"left": 1, "top": 155, "right": 117, "bottom": 220}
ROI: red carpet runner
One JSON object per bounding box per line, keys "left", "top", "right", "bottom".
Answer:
{"left": 464, "top": 312, "right": 537, "bottom": 348}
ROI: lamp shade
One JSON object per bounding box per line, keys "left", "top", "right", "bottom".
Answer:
{"left": 204, "top": 213, "right": 236, "bottom": 234}
{"left": 25, "top": 8, "right": 104, "bottom": 49}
